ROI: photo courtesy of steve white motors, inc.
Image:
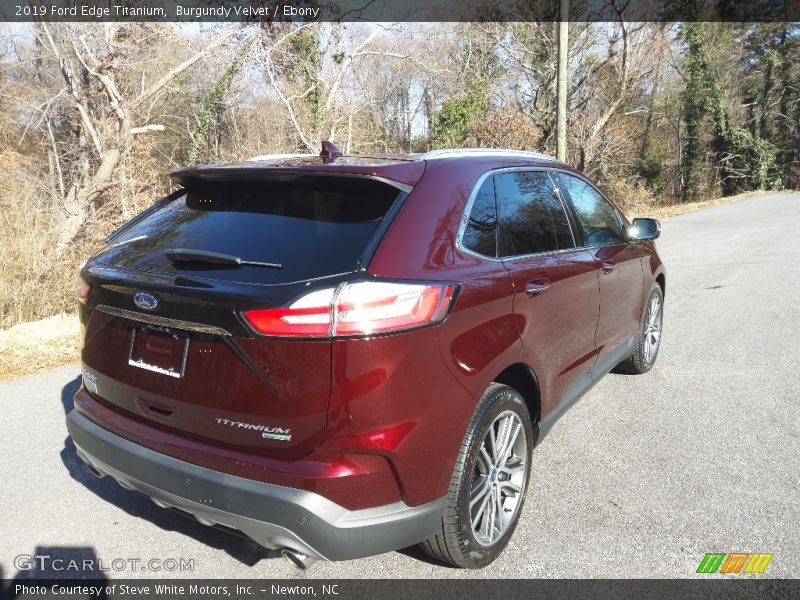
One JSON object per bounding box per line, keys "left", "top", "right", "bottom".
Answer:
{"left": 0, "top": 1, "right": 798, "bottom": 599}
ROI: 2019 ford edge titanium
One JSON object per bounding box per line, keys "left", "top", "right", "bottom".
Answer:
{"left": 68, "top": 144, "right": 665, "bottom": 569}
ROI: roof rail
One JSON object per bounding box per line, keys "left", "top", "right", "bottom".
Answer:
{"left": 419, "top": 148, "right": 557, "bottom": 161}
{"left": 249, "top": 142, "right": 344, "bottom": 163}
{"left": 247, "top": 153, "right": 315, "bottom": 162}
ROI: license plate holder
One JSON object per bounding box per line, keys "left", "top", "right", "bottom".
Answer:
{"left": 128, "top": 327, "right": 190, "bottom": 379}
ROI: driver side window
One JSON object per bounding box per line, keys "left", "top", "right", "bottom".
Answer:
{"left": 556, "top": 173, "right": 625, "bottom": 246}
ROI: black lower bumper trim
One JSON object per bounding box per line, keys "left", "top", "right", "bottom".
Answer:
{"left": 66, "top": 410, "right": 444, "bottom": 561}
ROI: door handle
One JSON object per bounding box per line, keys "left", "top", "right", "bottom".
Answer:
{"left": 601, "top": 260, "right": 616, "bottom": 273}
{"left": 525, "top": 279, "right": 551, "bottom": 297}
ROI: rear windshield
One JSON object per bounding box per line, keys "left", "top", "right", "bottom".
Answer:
{"left": 96, "top": 175, "right": 402, "bottom": 285}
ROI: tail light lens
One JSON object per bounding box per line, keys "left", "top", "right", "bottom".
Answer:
{"left": 243, "top": 288, "right": 335, "bottom": 337}
{"left": 244, "top": 281, "right": 456, "bottom": 338}
{"left": 76, "top": 277, "right": 92, "bottom": 303}
{"left": 334, "top": 281, "right": 453, "bottom": 335}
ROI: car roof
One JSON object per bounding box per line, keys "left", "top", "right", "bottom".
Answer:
{"left": 170, "top": 147, "right": 563, "bottom": 190}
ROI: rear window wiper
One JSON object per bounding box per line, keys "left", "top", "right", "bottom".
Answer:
{"left": 164, "top": 248, "right": 282, "bottom": 269}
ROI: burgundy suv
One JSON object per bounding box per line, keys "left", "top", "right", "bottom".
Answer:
{"left": 68, "top": 145, "right": 665, "bottom": 569}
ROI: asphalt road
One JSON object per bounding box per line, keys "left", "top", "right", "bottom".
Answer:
{"left": 1, "top": 192, "right": 798, "bottom": 580}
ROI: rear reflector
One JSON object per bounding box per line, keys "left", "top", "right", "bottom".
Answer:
{"left": 77, "top": 278, "right": 92, "bottom": 303}
{"left": 244, "top": 281, "right": 456, "bottom": 338}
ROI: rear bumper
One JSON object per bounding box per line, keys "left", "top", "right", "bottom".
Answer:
{"left": 66, "top": 409, "right": 444, "bottom": 561}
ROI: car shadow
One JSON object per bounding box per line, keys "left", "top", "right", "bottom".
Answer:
{"left": 3, "top": 546, "right": 109, "bottom": 598}
{"left": 9, "top": 545, "right": 110, "bottom": 582}
{"left": 60, "top": 376, "right": 280, "bottom": 568}
{"left": 395, "top": 544, "right": 455, "bottom": 568}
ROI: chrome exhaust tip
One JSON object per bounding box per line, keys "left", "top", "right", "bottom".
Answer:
{"left": 281, "top": 548, "right": 318, "bottom": 570}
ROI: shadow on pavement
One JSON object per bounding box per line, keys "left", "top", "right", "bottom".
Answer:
{"left": 395, "top": 544, "right": 455, "bottom": 568}
{"left": 3, "top": 546, "right": 109, "bottom": 598}
{"left": 59, "top": 376, "right": 280, "bottom": 569}
{"left": 8, "top": 545, "right": 110, "bottom": 581}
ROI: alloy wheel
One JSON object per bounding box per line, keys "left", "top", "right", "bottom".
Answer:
{"left": 469, "top": 410, "right": 528, "bottom": 546}
{"left": 643, "top": 294, "right": 662, "bottom": 365}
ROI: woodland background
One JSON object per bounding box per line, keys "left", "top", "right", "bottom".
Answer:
{"left": 0, "top": 19, "right": 798, "bottom": 328}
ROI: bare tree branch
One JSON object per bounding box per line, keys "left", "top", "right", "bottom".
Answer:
{"left": 261, "top": 23, "right": 316, "bottom": 151}
{"left": 38, "top": 23, "right": 105, "bottom": 157}
{"left": 131, "top": 23, "right": 243, "bottom": 110}
{"left": 324, "top": 28, "right": 380, "bottom": 114}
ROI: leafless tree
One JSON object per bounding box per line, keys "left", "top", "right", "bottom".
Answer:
{"left": 31, "top": 22, "right": 243, "bottom": 256}
{"left": 569, "top": 21, "right": 669, "bottom": 176}
{"left": 255, "top": 23, "right": 430, "bottom": 153}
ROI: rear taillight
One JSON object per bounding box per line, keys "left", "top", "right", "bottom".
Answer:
{"left": 243, "top": 281, "right": 456, "bottom": 338}
{"left": 334, "top": 281, "right": 454, "bottom": 335}
{"left": 76, "top": 277, "right": 92, "bottom": 303}
{"left": 243, "top": 288, "right": 335, "bottom": 337}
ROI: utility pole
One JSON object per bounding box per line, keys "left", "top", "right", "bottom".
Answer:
{"left": 556, "top": 0, "right": 569, "bottom": 162}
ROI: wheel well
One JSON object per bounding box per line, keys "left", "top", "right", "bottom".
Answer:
{"left": 493, "top": 363, "right": 540, "bottom": 423}
{"left": 656, "top": 273, "right": 666, "bottom": 296}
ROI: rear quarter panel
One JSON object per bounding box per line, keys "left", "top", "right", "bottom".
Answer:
{"left": 363, "top": 159, "right": 529, "bottom": 504}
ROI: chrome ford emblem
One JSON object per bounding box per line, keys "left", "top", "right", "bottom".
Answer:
{"left": 133, "top": 291, "right": 158, "bottom": 311}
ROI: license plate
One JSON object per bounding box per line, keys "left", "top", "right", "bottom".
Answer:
{"left": 128, "top": 327, "right": 190, "bottom": 379}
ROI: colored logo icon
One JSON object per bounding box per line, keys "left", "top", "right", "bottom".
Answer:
{"left": 696, "top": 552, "right": 773, "bottom": 574}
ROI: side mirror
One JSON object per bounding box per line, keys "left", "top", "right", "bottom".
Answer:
{"left": 629, "top": 217, "right": 661, "bottom": 241}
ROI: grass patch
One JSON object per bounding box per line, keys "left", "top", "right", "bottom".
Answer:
{"left": 0, "top": 313, "right": 80, "bottom": 381}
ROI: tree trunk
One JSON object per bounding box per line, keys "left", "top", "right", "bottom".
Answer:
{"left": 555, "top": 2, "right": 569, "bottom": 162}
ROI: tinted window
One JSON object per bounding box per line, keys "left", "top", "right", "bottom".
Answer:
{"left": 495, "top": 171, "right": 574, "bottom": 257}
{"left": 556, "top": 174, "right": 625, "bottom": 246}
{"left": 462, "top": 177, "right": 497, "bottom": 257}
{"left": 96, "top": 176, "right": 400, "bottom": 285}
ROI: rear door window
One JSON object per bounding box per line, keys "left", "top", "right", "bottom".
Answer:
{"left": 97, "top": 175, "right": 402, "bottom": 285}
{"left": 495, "top": 171, "right": 575, "bottom": 257}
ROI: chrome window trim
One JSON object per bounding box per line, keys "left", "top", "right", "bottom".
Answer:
{"left": 96, "top": 305, "right": 231, "bottom": 336}
{"left": 421, "top": 148, "right": 558, "bottom": 162}
{"left": 455, "top": 170, "right": 497, "bottom": 262}
{"left": 455, "top": 166, "right": 583, "bottom": 263}
{"left": 246, "top": 153, "right": 315, "bottom": 162}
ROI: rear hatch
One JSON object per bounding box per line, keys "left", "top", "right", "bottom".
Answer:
{"left": 80, "top": 168, "right": 418, "bottom": 459}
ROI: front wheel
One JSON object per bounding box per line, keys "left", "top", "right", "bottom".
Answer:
{"left": 617, "top": 283, "right": 664, "bottom": 374}
{"left": 420, "top": 383, "right": 533, "bottom": 568}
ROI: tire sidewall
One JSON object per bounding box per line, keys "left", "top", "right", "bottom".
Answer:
{"left": 453, "top": 386, "right": 533, "bottom": 568}
{"left": 638, "top": 284, "right": 664, "bottom": 372}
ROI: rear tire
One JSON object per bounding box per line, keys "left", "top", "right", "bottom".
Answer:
{"left": 420, "top": 383, "right": 533, "bottom": 568}
{"left": 616, "top": 283, "right": 664, "bottom": 374}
